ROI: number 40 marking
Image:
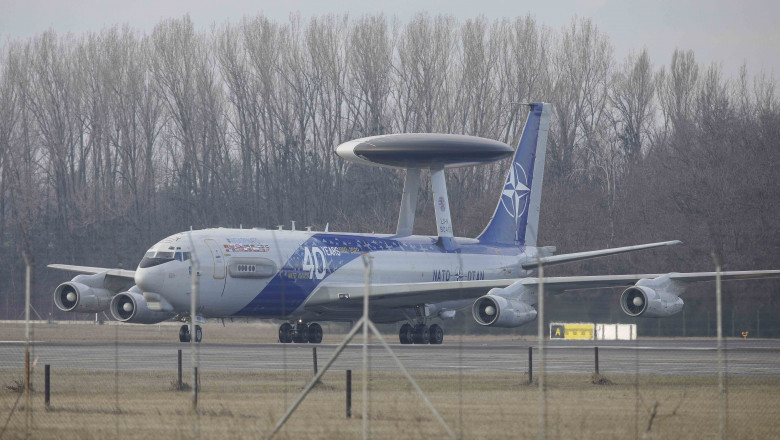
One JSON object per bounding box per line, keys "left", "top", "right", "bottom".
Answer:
{"left": 302, "top": 246, "right": 327, "bottom": 279}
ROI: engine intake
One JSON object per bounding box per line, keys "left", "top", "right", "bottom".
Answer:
{"left": 110, "top": 291, "right": 173, "bottom": 324}
{"left": 620, "top": 285, "right": 684, "bottom": 318}
{"left": 53, "top": 282, "right": 112, "bottom": 313}
{"left": 472, "top": 295, "right": 537, "bottom": 327}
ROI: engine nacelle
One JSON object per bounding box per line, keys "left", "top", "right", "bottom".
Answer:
{"left": 53, "top": 281, "right": 112, "bottom": 313}
{"left": 472, "top": 295, "right": 537, "bottom": 327}
{"left": 620, "top": 286, "right": 684, "bottom": 317}
{"left": 110, "top": 291, "right": 173, "bottom": 324}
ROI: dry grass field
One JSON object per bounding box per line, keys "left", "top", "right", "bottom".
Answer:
{"left": 3, "top": 370, "right": 779, "bottom": 439}
{"left": 2, "top": 322, "right": 779, "bottom": 439}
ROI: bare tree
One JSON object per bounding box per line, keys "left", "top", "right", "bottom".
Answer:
{"left": 393, "top": 13, "right": 456, "bottom": 132}
{"left": 609, "top": 48, "right": 655, "bottom": 162}
{"left": 547, "top": 17, "right": 612, "bottom": 179}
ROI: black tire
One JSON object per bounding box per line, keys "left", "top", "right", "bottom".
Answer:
{"left": 179, "top": 325, "right": 190, "bottom": 343}
{"left": 308, "top": 323, "right": 323, "bottom": 343}
{"left": 429, "top": 324, "right": 444, "bottom": 344}
{"left": 413, "top": 324, "right": 429, "bottom": 344}
{"left": 399, "top": 323, "right": 413, "bottom": 344}
{"left": 195, "top": 325, "right": 203, "bottom": 343}
{"left": 279, "top": 322, "right": 293, "bottom": 343}
{"left": 293, "top": 323, "right": 309, "bottom": 343}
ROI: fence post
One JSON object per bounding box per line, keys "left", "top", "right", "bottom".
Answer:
{"left": 24, "top": 254, "right": 32, "bottom": 435}
{"left": 713, "top": 253, "right": 725, "bottom": 440}
{"left": 313, "top": 347, "right": 318, "bottom": 375}
{"left": 177, "top": 349, "right": 182, "bottom": 390}
{"left": 594, "top": 347, "right": 599, "bottom": 375}
{"left": 537, "top": 259, "right": 546, "bottom": 440}
{"left": 346, "top": 370, "right": 352, "bottom": 418}
{"left": 194, "top": 367, "right": 199, "bottom": 405}
{"left": 45, "top": 364, "right": 50, "bottom": 408}
{"left": 528, "top": 347, "right": 533, "bottom": 384}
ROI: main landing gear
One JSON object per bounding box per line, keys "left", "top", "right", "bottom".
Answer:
{"left": 179, "top": 324, "right": 202, "bottom": 343}
{"left": 399, "top": 323, "right": 444, "bottom": 344}
{"left": 278, "top": 321, "right": 323, "bottom": 343}
{"left": 398, "top": 304, "right": 444, "bottom": 344}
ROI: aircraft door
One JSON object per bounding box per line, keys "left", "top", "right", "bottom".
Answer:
{"left": 204, "top": 239, "right": 227, "bottom": 279}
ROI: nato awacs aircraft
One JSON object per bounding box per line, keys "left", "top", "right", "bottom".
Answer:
{"left": 49, "top": 103, "right": 779, "bottom": 344}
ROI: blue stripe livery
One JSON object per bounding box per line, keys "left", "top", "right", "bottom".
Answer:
{"left": 235, "top": 234, "right": 522, "bottom": 317}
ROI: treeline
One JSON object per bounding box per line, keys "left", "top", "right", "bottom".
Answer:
{"left": 1, "top": 14, "right": 778, "bottom": 335}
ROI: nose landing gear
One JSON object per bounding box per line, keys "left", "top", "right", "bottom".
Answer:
{"left": 278, "top": 321, "right": 323, "bottom": 343}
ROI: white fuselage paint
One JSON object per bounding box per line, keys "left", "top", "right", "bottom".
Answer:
{"left": 134, "top": 228, "right": 535, "bottom": 322}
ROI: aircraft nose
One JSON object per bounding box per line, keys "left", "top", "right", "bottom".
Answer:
{"left": 135, "top": 267, "right": 163, "bottom": 292}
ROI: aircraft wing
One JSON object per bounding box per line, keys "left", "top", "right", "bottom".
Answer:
{"left": 306, "top": 270, "right": 780, "bottom": 309}
{"left": 515, "top": 270, "right": 780, "bottom": 292}
{"left": 47, "top": 264, "right": 136, "bottom": 280}
{"left": 306, "top": 279, "right": 516, "bottom": 309}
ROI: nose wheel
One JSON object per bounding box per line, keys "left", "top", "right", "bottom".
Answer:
{"left": 278, "top": 321, "right": 323, "bottom": 343}
{"left": 179, "top": 324, "right": 202, "bottom": 343}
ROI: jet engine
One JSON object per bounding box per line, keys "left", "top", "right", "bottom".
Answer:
{"left": 110, "top": 291, "right": 173, "bottom": 324}
{"left": 53, "top": 276, "right": 113, "bottom": 313}
{"left": 472, "top": 295, "right": 537, "bottom": 327}
{"left": 620, "top": 286, "right": 684, "bottom": 317}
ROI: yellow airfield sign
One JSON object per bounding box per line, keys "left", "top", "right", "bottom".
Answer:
{"left": 550, "top": 323, "right": 595, "bottom": 340}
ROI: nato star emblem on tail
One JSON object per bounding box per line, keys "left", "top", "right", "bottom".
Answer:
{"left": 500, "top": 161, "right": 530, "bottom": 225}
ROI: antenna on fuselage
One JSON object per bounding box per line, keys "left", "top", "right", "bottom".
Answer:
{"left": 306, "top": 226, "right": 312, "bottom": 232}
{"left": 277, "top": 225, "right": 283, "bottom": 231}
{"left": 291, "top": 221, "right": 296, "bottom": 231}
{"left": 324, "top": 223, "right": 329, "bottom": 232}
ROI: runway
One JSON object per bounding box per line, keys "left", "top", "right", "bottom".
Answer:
{"left": 2, "top": 339, "right": 779, "bottom": 376}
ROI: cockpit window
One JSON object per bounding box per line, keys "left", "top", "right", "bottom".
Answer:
{"left": 139, "top": 251, "right": 177, "bottom": 268}
{"left": 174, "top": 252, "right": 191, "bottom": 261}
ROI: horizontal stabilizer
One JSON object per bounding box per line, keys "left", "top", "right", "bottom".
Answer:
{"left": 521, "top": 240, "right": 682, "bottom": 269}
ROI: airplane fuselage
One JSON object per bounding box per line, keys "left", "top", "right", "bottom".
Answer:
{"left": 136, "top": 228, "right": 536, "bottom": 322}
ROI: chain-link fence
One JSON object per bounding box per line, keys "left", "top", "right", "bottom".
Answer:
{"left": 2, "top": 271, "right": 779, "bottom": 439}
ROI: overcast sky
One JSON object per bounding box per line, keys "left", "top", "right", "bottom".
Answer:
{"left": 2, "top": 0, "right": 778, "bottom": 78}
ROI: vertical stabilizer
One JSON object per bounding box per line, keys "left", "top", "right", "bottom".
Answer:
{"left": 477, "top": 102, "right": 551, "bottom": 246}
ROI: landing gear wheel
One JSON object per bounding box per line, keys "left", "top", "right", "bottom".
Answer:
{"left": 428, "top": 324, "right": 444, "bottom": 344}
{"left": 308, "top": 323, "right": 323, "bottom": 343}
{"left": 293, "top": 323, "right": 309, "bottom": 343}
{"left": 399, "top": 323, "right": 414, "bottom": 344}
{"left": 194, "top": 325, "right": 203, "bottom": 343}
{"left": 279, "top": 322, "right": 293, "bottom": 343}
{"left": 179, "top": 325, "right": 191, "bottom": 343}
{"left": 413, "top": 324, "right": 430, "bottom": 344}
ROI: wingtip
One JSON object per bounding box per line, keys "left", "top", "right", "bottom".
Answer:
{"left": 668, "top": 240, "right": 683, "bottom": 246}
